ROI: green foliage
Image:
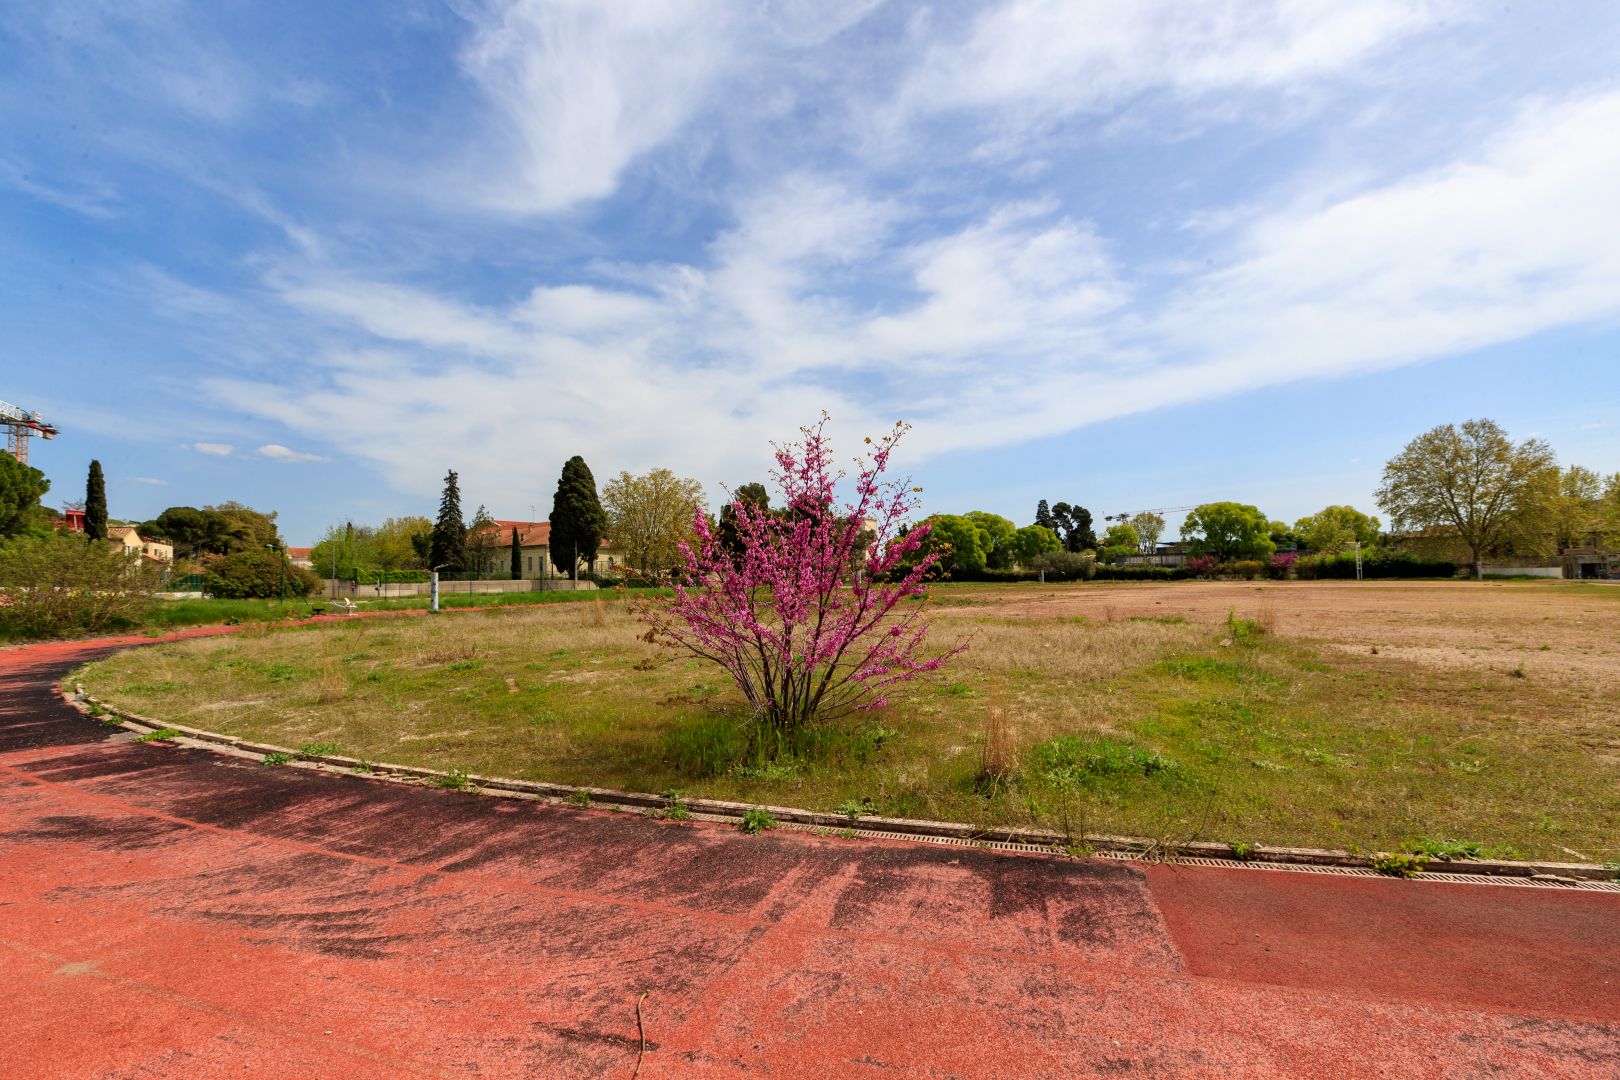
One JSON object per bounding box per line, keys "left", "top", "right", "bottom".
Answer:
{"left": 550, "top": 456, "right": 608, "bottom": 574}
{"left": 567, "top": 789, "right": 592, "bottom": 807}
{"left": 134, "top": 728, "right": 182, "bottom": 742}
{"left": 430, "top": 470, "right": 465, "bottom": 573}
{"left": 964, "top": 512, "right": 1017, "bottom": 568}
{"left": 202, "top": 550, "right": 321, "bottom": 599}
{"left": 1375, "top": 418, "right": 1557, "bottom": 574}
{"left": 1228, "top": 840, "right": 1254, "bottom": 861}
{"left": 1372, "top": 851, "right": 1426, "bottom": 878}
{"left": 299, "top": 742, "right": 342, "bottom": 757}
{"left": 833, "top": 799, "right": 867, "bottom": 822}
{"left": 447, "top": 659, "right": 483, "bottom": 672}
{"left": 1048, "top": 503, "right": 1096, "bottom": 552}
{"left": 84, "top": 460, "right": 107, "bottom": 541}
{"left": 0, "top": 530, "right": 162, "bottom": 636}
{"left": 437, "top": 768, "right": 470, "bottom": 789}
{"left": 1293, "top": 505, "right": 1380, "bottom": 554}
{"left": 1410, "top": 837, "right": 1483, "bottom": 861}
{"left": 659, "top": 717, "right": 892, "bottom": 779}
{"left": 0, "top": 451, "right": 50, "bottom": 538}
{"left": 1026, "top": 734, "right": 1182, "bottom": 786}
{"left": 739, "top": 808, "right": 778, "bottom": 834}
{"left": 138, "top": 505, "right": 270, "bottom": 559}
{"left": 1180, "top": 503, "right": 1277, "bottom": 561}
{"left": 919, "top": 514, "right": 989, "bottom": 572}
{"left": 1102, "top": 523, "right": 1139, "bottom": 552}
{"left": 1007, "top": 523, "right": 1061, "bottom": 568}
{"left": 1292, "top": 552, "right": 1456, "bottom": 579}
{"left": 260, "top": 752, "right": 296, "bottom": 766}
{"left": 1027, "top": 550, "right": 1095, "bottom": 580}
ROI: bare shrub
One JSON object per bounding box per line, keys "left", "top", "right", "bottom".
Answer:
{"left": 420, "top": 640, "right": 477, "bottom": 664}
{"left": 1257, "top": 603, "right": 1277, "bottom": 636}
{"left": 580, "top": 599, "right": 607, "bottom": 627}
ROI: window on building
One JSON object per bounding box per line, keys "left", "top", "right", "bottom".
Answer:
{"left": 526, "top": 556, "right": 532, "bottom": 572}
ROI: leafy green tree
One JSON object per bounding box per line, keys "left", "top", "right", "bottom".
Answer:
{"left": 0, "top": 451, "right": 50, "bottom": 538}
{"left": 1294, "top": 505, "right": 1380, "bottom": 555}
{"left": 965, "top": 511, "right": 1017, "bottom": 569}
{"left": 138, "top": 507, "right": 253, "bottom": 559}
{"left": 1180, "top": 503, "right": 1277, "bottom": 561}
{"left": 1049, "top": 502, "right": 1096, "bottom": 553}
{"left": 429, "top": 470, "right": 465, "bottom": 572}
{"left": 1103, "top": 523, "right": 1139, "bottom": 551}
{"left": 549, "top": 456, "right": 607, "bottom": 576}
{"left": 1539, "top": 465, "right": 1616, "bottom": 554}
{"left": 202, "top": 550, "right": 321, "bottom": 599}
{"left": 1127, "top": 512, "right": 1164, "bottom": 553}
{"left": 205, "top": 501, "right": 280, "bottom": 549}
{"left": 919, "top": 514, "right": 988, "bottom": 572}
{"left": 84, "top": 460, "right": 107, "bottom": 541}
{"left": 0, "top": 531, "right": 161, "bottom": 635}
{"left": 1008, "top": 523, "right": 1060, "bottom": 566}
{"left": 603, "top": 468, "right": 708, "bottom": 572}
{"left": 1375, "top": 419, "right": 1557, "bottom": 579}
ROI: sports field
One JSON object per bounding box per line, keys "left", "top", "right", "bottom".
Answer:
{"left": 74, "top": 579, "right": 1620, "bottom": 862}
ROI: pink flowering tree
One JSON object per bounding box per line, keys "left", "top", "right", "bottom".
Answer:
{"left": 639, "top": 418, "right": 965, "bottom": 730}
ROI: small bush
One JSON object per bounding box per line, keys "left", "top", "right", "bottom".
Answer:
{"left": 1229, "top": 841, "right": 1254, "bottom": 861}
{"left": 739, "top": 808, "right": 778, "bottom": 834}
{"left": 0, "top": 531, "right": 163, "bottom": 636}
{"left": 437, "top": 768, "right": 470, "bottom": 790}
{"left": 1410, "top": 837, "right": 1482, "bottom": 861}
{"left": 1231, "top": 560, "right": 1264, "bottom": 581}
{"left": 567, "top": 789, "right": 592, "bottom": 808}
{"left": 260, "top": 752, "right": 296, "bottom": 766}
{"left": 202, "top": 550, "right": 322, "bottom": 599}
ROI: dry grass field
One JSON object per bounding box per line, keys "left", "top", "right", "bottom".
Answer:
{"left": 75, "top": 580, "right": 1620, "bottom": 863}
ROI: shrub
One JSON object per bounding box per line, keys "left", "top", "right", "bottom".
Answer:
{"left": 1267, "top": 552, "right": 1297, "bottom": 580}
{"left": 1293, "top": 552, "right": 1456, "bottom": 580}
{"left": 640, "top": 419, "right": 963, "bottom": 730}
{"left": 1093, "top": 565, "right": 1191, "bottom": 581}
{"left": 0, "top": 531, "right": 163, "bottom": 636}
{"left": 1184, "top": 554, "right": 1216, "bottom": 578}
{"left": 1231, "top": 560, "right": 1264, "bottom": 580}
{"left": 202, "top": 550, "right": 323, "bottom": 599}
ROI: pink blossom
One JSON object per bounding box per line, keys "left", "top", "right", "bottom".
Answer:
{"left": 637, "top": 417, "right": 965, "bottom": 728}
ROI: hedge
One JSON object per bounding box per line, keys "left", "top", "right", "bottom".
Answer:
{"left": 1293, "top": 553, "right": 1456, "bottom": 580}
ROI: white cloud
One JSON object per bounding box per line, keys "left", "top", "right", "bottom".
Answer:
{"left": 256, "top": 444, "right": 329, "bottom": 463}
{"left": 208, "top": 85, "right": 1620, "bottom": 495}
{"left": 126, "top": 477, "right": 169, "bottom": 485}
{"left": 903, "top": 0, "right": 1453, "bottom": 125}
{"left": 457, "top": 0, "right": 740, "bottom": 212}
{"left": 190, "top": 442, "right": 235, "bottom": 456}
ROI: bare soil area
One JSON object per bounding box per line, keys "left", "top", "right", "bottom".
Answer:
{"left": 934, "top": 579, "right": 1620, "bottom": 693}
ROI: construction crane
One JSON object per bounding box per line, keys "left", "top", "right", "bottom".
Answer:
{"left": 1102, "top": 504, "right": 1199, "bottom": 522}
{"left": 0, "top": 399, "right": 59, "bottom": 466}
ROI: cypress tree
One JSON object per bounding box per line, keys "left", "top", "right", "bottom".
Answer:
{"left": 510, "top": 522, "right": 522, "bottom": 580}
{"left": 1034, "top": 499, "right": 1055, "bottom": 534}
{"left": 85, "top": 460, "right": 108, "bottom": 541}
{"left": 429, "top": 470, "right": 465, "bottom": 572}
{"left": 549, "top": 456, "right": 607, "bottom": 577}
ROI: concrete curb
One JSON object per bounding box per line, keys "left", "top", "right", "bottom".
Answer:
{"left": 66, "top": 683, "right": 1616, "bottom": 886}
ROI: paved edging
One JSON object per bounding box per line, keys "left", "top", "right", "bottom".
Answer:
{"left": 64, "top": 682, "right": 1616, "bottom": 886}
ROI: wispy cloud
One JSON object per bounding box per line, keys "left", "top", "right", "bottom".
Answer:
{"left": 257, "top": 444, "right": 329, "bottom": 463}
{"left": 125, "top": 477, "right": 169, "bottom": 485}
{"left": 189, "top": 443, "right": 235, "bottom": 456}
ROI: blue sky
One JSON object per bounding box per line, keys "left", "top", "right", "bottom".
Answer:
{"left": 5, "top": 0, "right": 1619, "bottom": 545}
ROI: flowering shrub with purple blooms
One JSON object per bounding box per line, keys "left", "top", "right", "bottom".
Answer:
{"left": 638, "top": 418, "right": 967, "bottom": 729}
{"left": 1185, "top": 555, "right": 1217, "bottom": 578}
{"left": 1268, "top": 552, "right": 1298, "bottom": 580}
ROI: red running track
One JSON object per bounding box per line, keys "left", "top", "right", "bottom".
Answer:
{"left": 2, "top": 633, "right": 1616, "bottom": 1079}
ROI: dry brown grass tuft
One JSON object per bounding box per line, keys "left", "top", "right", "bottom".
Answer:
{"left": 419, "top": 639, "right": 479, "bottom": 664}
{"left": 580, "top": 599, "right": 607, "bottom": 627}
{"left": 977, "top": 682, "right": 1016, "bottom": 786}
{"left": 1257, "top": 602, "right": 1277, "bottom": 636}
{"left": 319, "top": 659, "right": 347, "bottom": 703}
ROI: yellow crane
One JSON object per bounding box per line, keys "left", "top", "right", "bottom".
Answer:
{"left": 0, "top": 399, "right": 59, "bottom": 466}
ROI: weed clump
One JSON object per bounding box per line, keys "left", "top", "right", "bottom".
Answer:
{"left": 1026, "top": 734, "right": 1181, "bottom": 786}
{"left": 739, "top": 808, "right": 778, "bottom": 835}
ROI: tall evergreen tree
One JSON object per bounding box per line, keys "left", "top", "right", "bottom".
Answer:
{"left": 84, "top": 460, "right": 108, "bottom": 541}
{"left": 510, "top": 521, "right": 523, "bottom": 579}
{"left": 549, "top": 456, "right": 607, "bottom": 577}
{"left": 1034, "top": 499, "right": 1056, "bottom": 533}
{"left": 429, "top": 470, "right": 465, "bottom": 572}
{"left": 1050, "top": 502, "right": 1097, "bottom": 553}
